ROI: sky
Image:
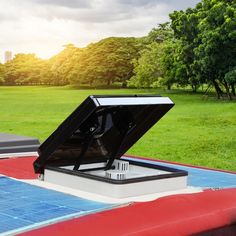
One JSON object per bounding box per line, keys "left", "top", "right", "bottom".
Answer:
{"left": 0, "top": 0, "right": 200, "bottom": 63}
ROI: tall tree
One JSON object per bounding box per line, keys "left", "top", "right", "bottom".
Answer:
{"left": 170, "top": 7, "right": 201, "bottom": 92}
{"left": 193, "top": 0, "right": 236, "bottom": 99}
{"left": 129, "top": 23, "right": 174, "bottom": 89}
{"left": 49, "top": 44, "right": 81, "bottom": 85}
{"left": 128, "top": 42, "right": 164, "bottom": 88}
{"left": 69, "top": 37, "right": 141, "bottom": 87}
{"left": 4, "top": 54, "right": 43, "bottom": 85}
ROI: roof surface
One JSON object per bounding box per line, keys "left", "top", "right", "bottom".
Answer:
{"left": 0, "top": 155, "right": 236, "bottom": 235}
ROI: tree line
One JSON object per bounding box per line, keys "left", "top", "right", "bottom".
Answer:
{"left": 0, "top": 38, "right": 142, "bottom": 87}
{"left": 0, "top": 0, "right": 235, "bottom": 99}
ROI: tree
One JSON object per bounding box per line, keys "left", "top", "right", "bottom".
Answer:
{"left": 147, "top": 22, "right": 173, "bottom": 43}
{"left": 38, "top": 60, "right": 54, "bottom": 85}
{"left": 225, "top": 67, "right": 236, "bottom": 96}
{"left": 169, "top": 7, "right": 201, "bottom": 92}
{"left": 193, "top": 0, "right": 236, "bottom": 99}
{"left": 0, "top": 63, "right": 5, "bottom": 84}
{"left": 3, "top": 54, "right": 43, "bottom": 85}
{"left": 128, "top": 42, "right": 164, "bottom": 88}
{"left": 161, "top": 39, "right": 183, "bottom": 90}
{"left": 129, "top": 23, "right": 175, "bottom": 89}
{"left": 48, "top": 44, "right": 81, "bottom": 85}
{"left": 69, "top": 37, "right": 141, "bottom": 87}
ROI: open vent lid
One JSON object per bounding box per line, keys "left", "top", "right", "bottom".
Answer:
{"left": 34, "top": 95, "right": 174, "bottom": 174}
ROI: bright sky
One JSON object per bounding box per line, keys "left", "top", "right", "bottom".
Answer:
{"left": 0, "top": 0, "right": 199, "bottom": 63}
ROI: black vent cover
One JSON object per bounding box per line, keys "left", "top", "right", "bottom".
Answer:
{"left": 34, "top": 95, "right": 174, "bottom": 174}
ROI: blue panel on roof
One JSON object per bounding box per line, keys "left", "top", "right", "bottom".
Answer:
{"left": 123, "top": 157, "right": 236, "bottom": 189}
{"left": 0, "top": 176, "right": 113, "bottom": 235}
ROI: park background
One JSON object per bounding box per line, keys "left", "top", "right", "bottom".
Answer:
{"left": 0, "top": 0, "right": 235, "bottom": 171}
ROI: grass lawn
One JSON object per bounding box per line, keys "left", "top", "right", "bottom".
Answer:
{"left": 0, "top": 86, "right": 235, "bottom": 171}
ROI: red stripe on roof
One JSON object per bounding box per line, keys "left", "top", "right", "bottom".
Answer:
{"left": 0, "top": 157, "right": 37, "bottom": 179}
{"left": 20, "top": 188, "right": 236, "bottom": 236}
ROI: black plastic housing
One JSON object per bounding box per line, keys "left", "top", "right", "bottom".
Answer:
{"left": 34, "top": 95, "right": 175, "bottom": 174}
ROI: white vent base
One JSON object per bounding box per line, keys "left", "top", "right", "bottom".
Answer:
{"left": 44, "top": 162, "right": 188, "bottom": 198}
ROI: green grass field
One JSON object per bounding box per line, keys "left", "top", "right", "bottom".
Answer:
{"left": 0, "top": 86, "right": 235, "bottom": 171}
